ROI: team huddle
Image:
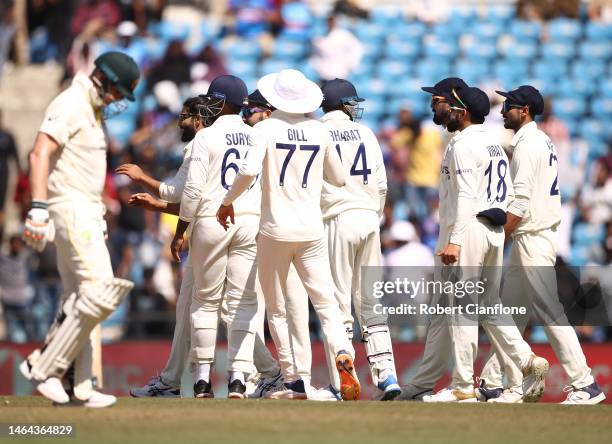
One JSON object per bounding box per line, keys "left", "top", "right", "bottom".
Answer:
{"left": 18, "top": 51, "right": 606, "bottom": 407}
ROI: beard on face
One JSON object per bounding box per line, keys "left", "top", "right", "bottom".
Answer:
{"left": 502, "top": 113, "right": 520, "bottom": 130}
{"left": 181, "top": 124, "right": 196, "bottom": 142}
{"left": 433, "top": 110, "right": 446, "bottom": 125}
{"left": 446, "top": 112, "right": 462, "bottom": 133}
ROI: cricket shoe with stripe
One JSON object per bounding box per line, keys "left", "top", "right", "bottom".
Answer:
{"left": 521, "top": 355, "right": 549, "bottom": 403}
{"left": 307, "top": 384, "right": 342, "bottom": 402}
{"left": 335, "top": 350, "right": 360, "bottom": 401}
{"left": 248, "top": 371, "right": 284, "bottom": 399}
{"left": 422, "top": 388, "right": 478, "bottom": 403}
{"left": 265, "top": 379, "right": 307, "bottom": 400}
{"left": 488, "top": 387, "right": 524, "bottom": 403}
{"left": 228, "top": 380, "right": 247, "bottom": 399}
{"left": 194, "top": 380, "right": 214, "bottom": 399}
{"left": 561, "top": 382, "right": 606, "bottom": 405}
{"left": 377, "top": 374, "right": 402, "bottom": 401}
{"left": 476, "top": 379, "right": 504, "bottom": 402}
{"left": 394, "top": 383, "right": 433, "bottom": 401}
{"left": 130, "top": 375, "right": 180, "bottom": 398}
{"left": 20, "top": 359, "right": 70, "bottom": 405}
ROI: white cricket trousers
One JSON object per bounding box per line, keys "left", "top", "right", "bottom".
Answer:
{"left": 479, "top": 228, "right": 594, "bottom": 389}
{"left": 324, "top": 209, "right": 396, "bottom": 387}
{"left": 159, "top": 254, "right": 291, "bottom": 388}
{"left": 48, "top": 201, "right": 113, "bottom": 399}
{"left": 446, "top": 218, "right": 533, "bottom": 392}
{"left": 190, "top": 215, "right": 258, "bottom": 375}
{"left": 257, "top": 233, "right": 354, "bottom": 386}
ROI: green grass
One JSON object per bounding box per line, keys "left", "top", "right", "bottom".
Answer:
{"left": 1, "top": 397, "right": 610, "bottom": 444}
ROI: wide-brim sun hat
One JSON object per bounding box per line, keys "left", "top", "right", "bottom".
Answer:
{"left": 257, "top": 69, "right": 323, "bottom": 114}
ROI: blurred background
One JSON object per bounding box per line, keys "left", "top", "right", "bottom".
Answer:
{"left": 0, "top": 0, "right": 611, "bottom": 396}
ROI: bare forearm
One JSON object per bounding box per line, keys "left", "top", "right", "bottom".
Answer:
{"left": 29, "top": 134, "right": 58, "bottom": 202}
{"left": 138, "top": 175, "right": 163, "bottom": 198}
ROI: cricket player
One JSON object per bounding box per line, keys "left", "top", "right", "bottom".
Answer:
{"left": 422, "top": 86, "right": 549, "bottom": 403}
{"left": 477, "top": 86, "right": 606, "bottom": 405}
{"left": 173, "top": 75, "right": 261, "bottom": 399}
{"left": 119, "top": 96, "right": 208, "bottom": 397}
{"left": 319, "top": 78, "right": 401, "bottom": 400}
{"left": 397, "top": 77, "right": 469, "bottom": 401}
{"left": 20, "top": 51, "right": 140, "bottom": 407}
{"left": 217, "top": 69, "right": 360, "bottom": 401}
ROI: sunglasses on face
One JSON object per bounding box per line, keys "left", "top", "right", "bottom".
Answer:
{"left": 502, "top": 102, "right": 525, "bottom": 113}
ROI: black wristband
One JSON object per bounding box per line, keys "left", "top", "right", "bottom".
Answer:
{"left": 31, "top": 200, "right": 49, "bottom": 210}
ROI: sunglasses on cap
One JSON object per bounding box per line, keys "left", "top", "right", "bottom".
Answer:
{"left": 502, "top": 102, "right": 526, "bottom": 113}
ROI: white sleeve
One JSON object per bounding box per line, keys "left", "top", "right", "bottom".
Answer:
{"left": 449, "top": 147, "right": 478, "bottom": 246}
{"left": 323, "top": 133, "right": 345, "bottom": 187}
{"left": 371, "top": 131, "right": 388, "bottom": 215}
{"left": 179, "top": 136, "right": 208, "bottom": 222}
{"left": 159, "top": 155, "right": 190, "bottom": 203}
{"left": 507, "top": 146, "right": 535, "bottom": 217}
{"left": 222, "top": 131, "right": 266, "bottom": 206}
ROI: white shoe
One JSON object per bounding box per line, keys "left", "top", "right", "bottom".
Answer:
{"left": 20, "top": 359, "right": 70, "bottom": 404}
{"left": 264, "top": 380, "right": 307, "bottom": 400}
{"left": 488, "top": 387, "right": 524, "bottom": 403}
{"left": 307, "top": 385, "right": 342, "bottom": 402}
{"left": 248, "top": 371, "right": 284, "bottom": 399}
{"left": 130, "top": 375, "right": 180, "bottom": 398}
{"left": 422, "top": 388, "right": 478, "bottom": 403}
{"left": 81, "top": 391, "right": 117, "bottom": 408}
{"left": 37, "top": 378, "right": 71, "bottom": 404}
{"left": 522, "top": 355, "right": 549, "bottom": 403}
{"left": 561, "top": 383, "right": 606, "bottom": 405}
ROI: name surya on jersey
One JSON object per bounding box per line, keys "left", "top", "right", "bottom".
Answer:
{"left": 226, "top": 132, "right": 253, "bottom": 146}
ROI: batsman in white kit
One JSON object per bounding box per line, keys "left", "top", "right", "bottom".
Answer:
{"left": 20, "top": 52, "right": 140, "bottom": 407}
{"left": 477, "top": 86, "right": 606, "bottom": 405}
{"left": 172, "top": 75, "right": 262, "bottom": 399}
{"left": 319, "top": 78, "right": 401, "bottom": 400}
{"left": 217, "top": 69, "right": 360, "bottom": 401}
{"left": 423, "top": 86, "right": 550, "bottom": 403}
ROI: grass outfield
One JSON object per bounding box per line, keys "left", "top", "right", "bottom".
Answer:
{"left": 1, "top": 397, "right": 610, "bottom": 444}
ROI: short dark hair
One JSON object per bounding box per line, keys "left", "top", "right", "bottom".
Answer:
{"left": 183, "top": 95, "right": 208, "bottom": 116}
{"left": 471, "top": 115, "right": 485, "bottom": 124}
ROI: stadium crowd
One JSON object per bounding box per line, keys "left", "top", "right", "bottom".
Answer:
{"left": 0, "top": 0, "right": 611, "bottom": 343}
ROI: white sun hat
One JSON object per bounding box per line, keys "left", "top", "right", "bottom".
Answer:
{"left": 390, "top": 220, "right": 417, "bottom": 242}
{"left": 257, "top": 69, "right": 323, "bottom": 114}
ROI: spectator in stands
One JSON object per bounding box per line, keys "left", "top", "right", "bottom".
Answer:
{"left": 588, "top": 0, "right": 612, "bottom": 23}
{"left": 71, "top": 0, "right": 120, "bottom": 37}
{"left": 0, "top": 235, "right": 36, "bottom": 342}
{"left": 64, "top": 18, "right": 104, "bottom": 81}
{"left": 147, "top": 40, "right": 192, "bottom": 91}
{"left": 579, "top": 159, "right": 612, "bottom": 225}
{"left": 191, "top": 44, "right": 228, "bottom": 83}
{"left": 280, "top": 0, "right": 313, "bottom": 41}
{"left": 0, "top": 0, "right": 15, "bottom": 77}
{"left": 332, "top": 0, "right": 369, "bottom": 20}
{"left": 226, "top": 0, "right": 280, "bottom": 38}
{"left": 0, "top": 111, "right": 19, "bottom": 236}
{"left": 310, "top": 15, "right": 363, "bottom": 81}
{"left": 517, "top": 0, "right": 579, "bottom": 20}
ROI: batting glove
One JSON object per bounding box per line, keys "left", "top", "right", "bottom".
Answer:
{"left": 23, "top": 201, "right": 55, "bottom": 252}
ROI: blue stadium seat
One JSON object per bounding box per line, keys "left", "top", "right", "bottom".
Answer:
{"left": 448, "top": 8, "right": 478, "bottom": 27}
{"left": 569, "top": 246, "right": 590, "bottom": 266}
{"left": 579, "top": 41, "right": 610, "bottom": 59}
{"left": 600, "top": 78, "right": 612, "bottom": 98}
{"left": 106, "top": 117, "right": 136, "bottom": 148}
{"left": 392, "top": 21, "right": 427, "bottom": 41}
{"left": 272, "top": 39, "right": 306, "bottom": 60}
{"left": 362, "top": 98, "right": 385, "bottom": 118}
{"left": 493, "top": 59, "right": 529, "bottom": 80}
{"left": 378, "top": 59, "right": 410, "bottom": 79}
{"left": 415, "top": 59, "right": 451, "bottom": 83}
{"left": 586, "top": 139, "right": 608, "bottom": 162}
{"left": 499, "top": 40, "right": 537, "bottom": 59}
{"left": 154, "top": 20, "right": 191, "bottom": 42}
{"left": 572, "top": 223, "right": 605, "bottom": 246}
{"left": 355, "top": 22, "right": 386, "bottom": 42}
{"left": 463, "top": 40, "right": 497, "bottom": 64}
{"left": 371, "top": 8, "right": 403, "bottom": 26}
{"left": 384, "top": 40, "right": 420, "bottom": 60}
{"left": 359, "top": 115, "right": 381, "bottom": 133}
{"left": 432, "top": 22, "right": 460, "bottom": 40}
{"left": 473, "top": 21, "right": 503, "bottom": 40}
{"left": 258, "top": 58, "right": 293, "bottom": 76}
{"left": 570, "top": 59, "right": 606, "bottom": 79}
{"left": 585, "top": 22, "right": 611, "bottom": 42}
{"left": 553, "top": 97, "right": 587, "bottom": 119}
{"left": 548, "top": 18, "right": 582, "bottom": 42}
{"left": 455, "top": 59, "right": 490, "bottom": 84}
{"left": 226, "top": 58, "right": 258, "bottom": 78}
{"left": 362, "top": 40, "right": 383, "bottom": 59}
{"left": 557, "top": 77, "right": 596, "bottom": 98}
{"left": 590, "top": 98, "right": 612, "bottom": 118}
{"left": 578, "top": 118, "right": 607, "bottom": 142}
{"left": 222, "top": 41, "right": 261, "bottom": 60}
{"left": 525, "top": 78, "right": 558, "bottom": 97}
{"left": 388, "top": 97, "right": 429, "bottom": 118}
{"left": 509, "top": 20, "right": 542, "bottom": 41}
{"left": 355, "top": 78, "right": 386, "bottom": 101}
{"left": 533, "top": 59, "right": 567, "bottom": 82}
{"left": 424, "top": 39, "right": 459, "bottom": 59}
{"left": 484, "top": 6, "right": 515, "bottom": 24}
{"left": 540, "top": 42, "right": 576, "bottom": 60}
